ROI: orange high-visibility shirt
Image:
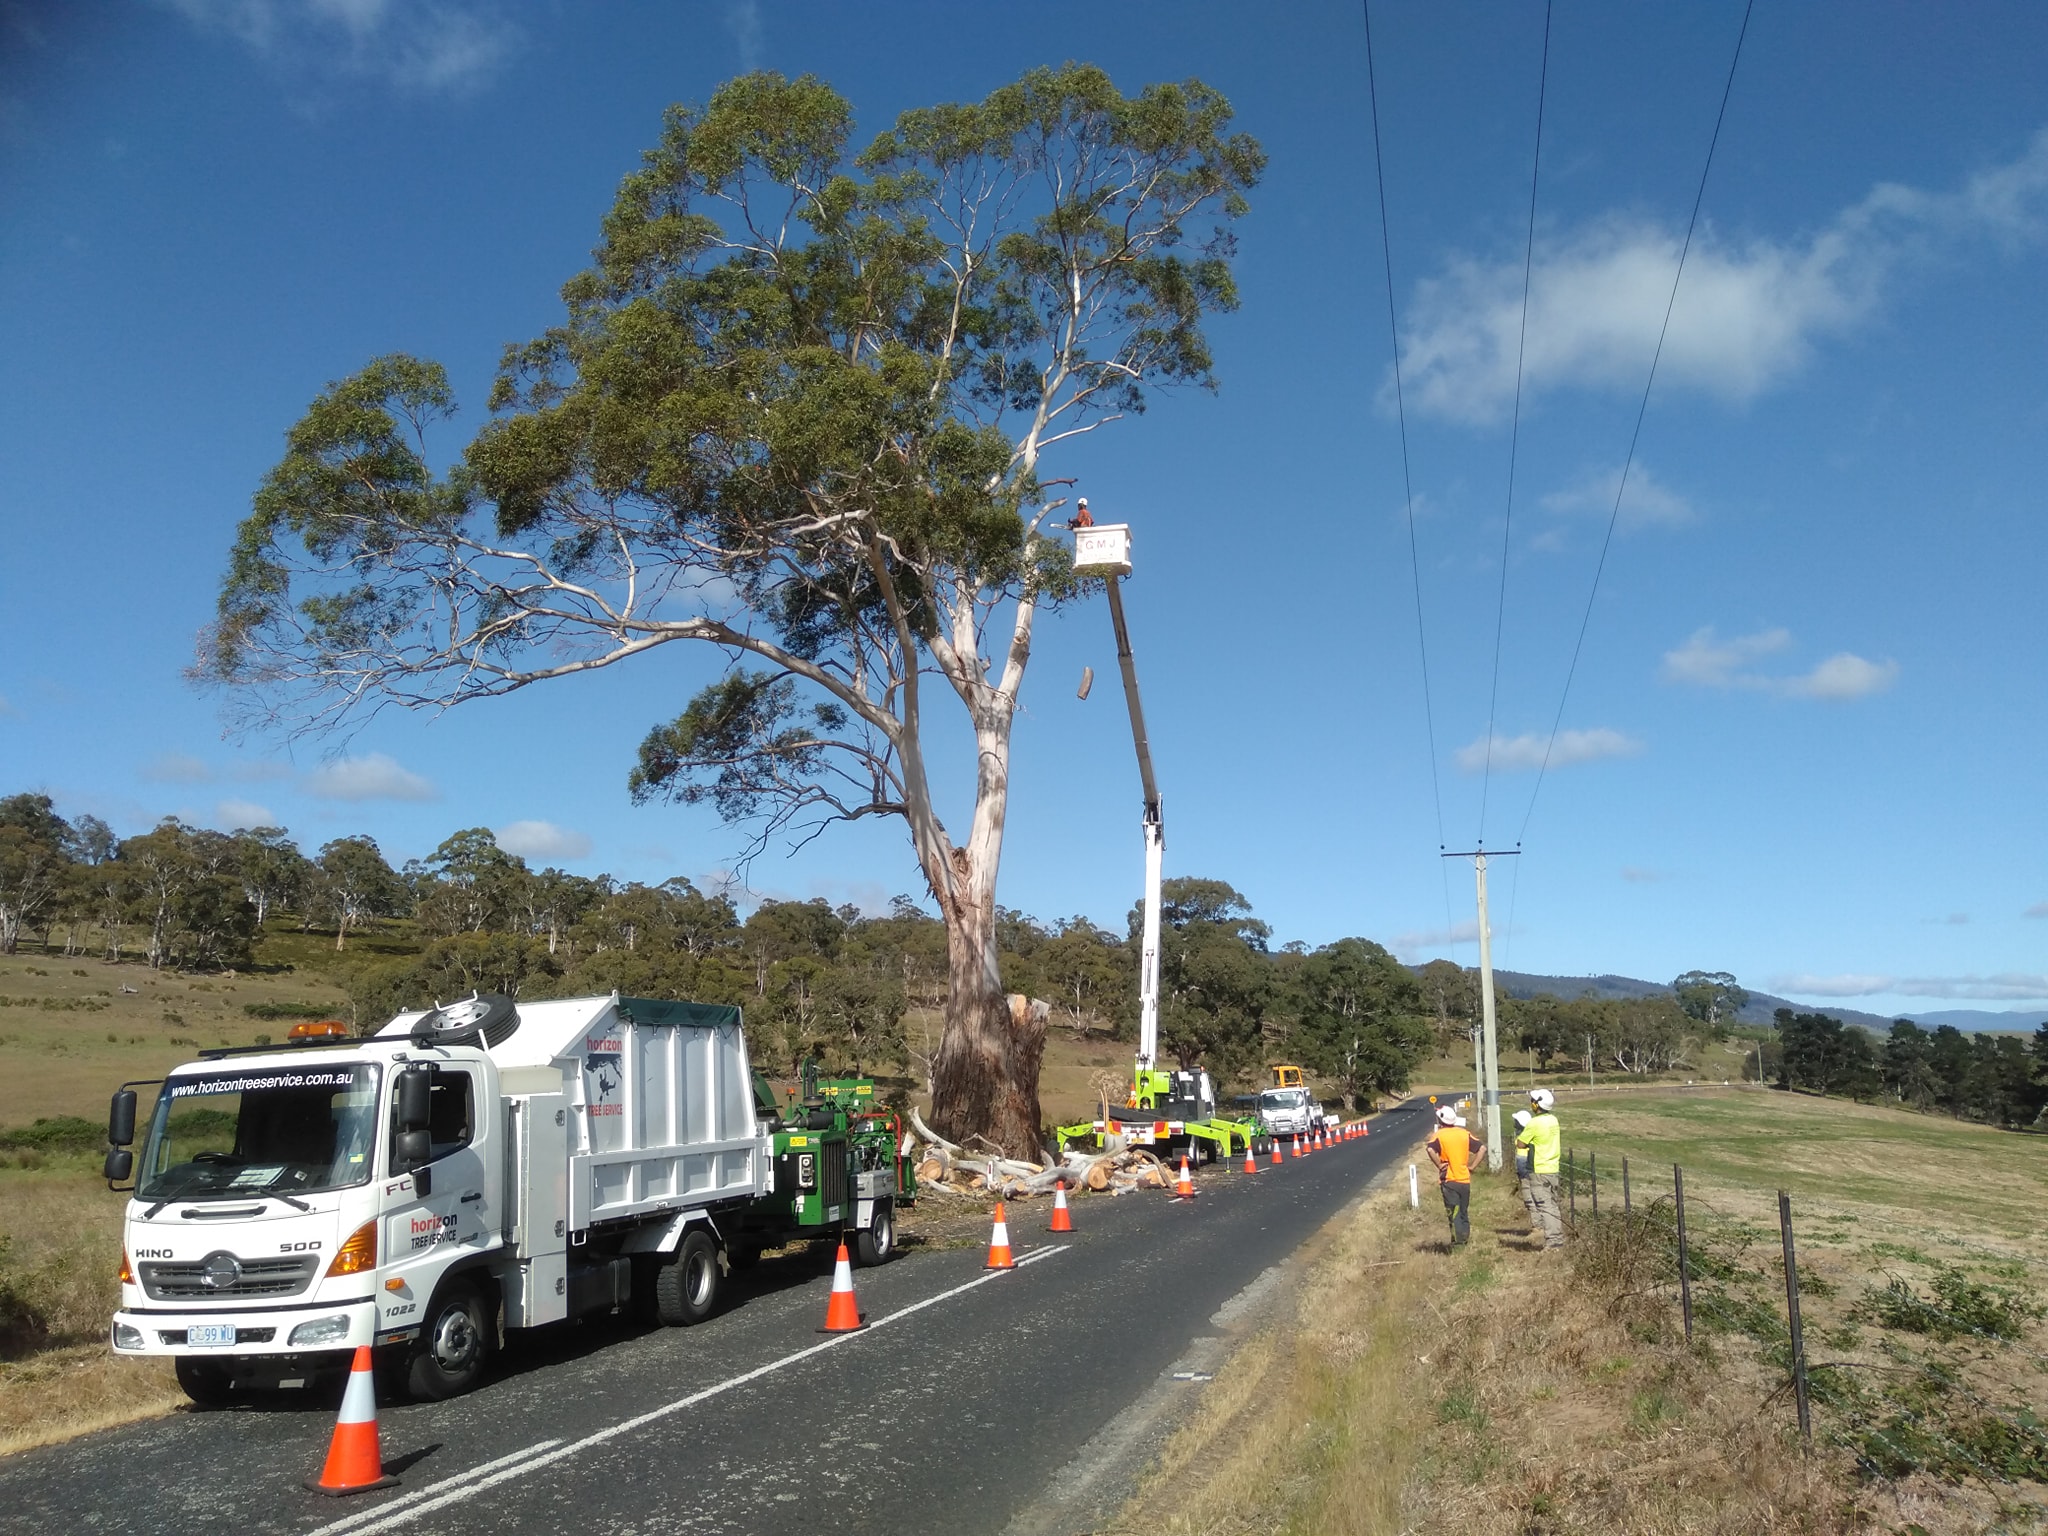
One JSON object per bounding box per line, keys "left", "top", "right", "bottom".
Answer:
{"left": 1427, "top": 1126, "right": 1475, "bottom": 1183}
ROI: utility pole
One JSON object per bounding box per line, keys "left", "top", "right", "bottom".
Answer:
{"left": 1443, "top": 847, "right": 1516, "bottom": 1172}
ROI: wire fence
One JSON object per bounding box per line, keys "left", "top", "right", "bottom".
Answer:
{"left": 1552, "top": 1146, "right": 2048, "bottom": 1503}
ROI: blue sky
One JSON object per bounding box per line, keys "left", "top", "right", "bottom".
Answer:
{"left": 2, "top": 0, "right": 2044, "bottom": 1017}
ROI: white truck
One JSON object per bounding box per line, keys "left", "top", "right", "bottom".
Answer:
{"left": 104, "top": 992, "right": 882, "bottom": 1406}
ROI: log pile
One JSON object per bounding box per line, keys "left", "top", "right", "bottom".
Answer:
{"left": 907, "top": 1108, "right": 1174, "bottom": 1198}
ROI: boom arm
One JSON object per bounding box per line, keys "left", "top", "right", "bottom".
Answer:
{"left": 1104, "top": 576, "right": 1163, "bottom": 1071}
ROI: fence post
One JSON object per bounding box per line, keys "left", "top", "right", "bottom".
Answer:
{"left": 1409, "top": 1163, "right": 1418, "bottom": 1208}
{"left": 1779, "top": 1190, "right": 1813, "bottom": 1443}
{"left": 1623, "top": 1155, "right": 1631, "bottom": 1214}
{"left": 1674, "top": 1163, "right": 1694, "bottom": 1344}
{"left": 1590, "top": 1150, "right": 1599, "bottom": 1219}
{"left": 1567, "top": 1149, "right": 1577, "bottom": 1220}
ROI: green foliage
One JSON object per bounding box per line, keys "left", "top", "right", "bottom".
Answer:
{"left": 1773, "top": 1008, "right": 1882, "bottom": 1100}
{"left": 1859, "top": 1266, "right": 2044, "bottom": 1343}
{"left": 1283, "top": 938, "right": 1431, "bottom": 1099}
{"left": 240, "top": 1000, "right": 337, "bottom": 1020}
{"left": 1672, "top": 969, "right": 1747, "bottom": 1030}
{"left": 0, "top": 1116, "right": 105, "bottom": 1152}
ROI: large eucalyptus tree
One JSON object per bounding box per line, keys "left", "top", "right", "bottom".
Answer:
{"left": 200, "top": 67, "right": 1260, "bottom": 1153}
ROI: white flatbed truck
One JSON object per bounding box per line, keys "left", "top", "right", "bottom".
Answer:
{"left": 103, "top": 992, "right": 895, "bottom": 1404}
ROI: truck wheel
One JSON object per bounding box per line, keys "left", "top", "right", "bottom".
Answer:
{"left": 407, "top": 1279, "right": 493, "bottom": 1401}
{"left": 853, "top": 1200, "right": 895, "bottom": 1267}
{"left": 655, "top": 1229, "right": 721, "bottom": 1326}
{"left": 174, "top": 1356, "right": 237, "bottom": 1408}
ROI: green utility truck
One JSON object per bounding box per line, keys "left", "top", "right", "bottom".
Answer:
{"left": 1055, "top": 1065, "right": 1262, "bottom": 1164}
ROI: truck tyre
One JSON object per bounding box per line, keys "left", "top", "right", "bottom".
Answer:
{"left": 655, "top": 1229, "right": 721, "bottom": 1326}
{"left": 174, "top": 1356, "right": 237, "bottom": 1408}
{"left": 852, "top": 1200, "right": 895, "bottom": 1267}
{"left": 407, "top": 1279, "right": 493, "bottom": 1401}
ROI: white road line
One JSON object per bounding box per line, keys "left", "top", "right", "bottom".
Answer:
{"left": 305, "top": 1245, "right": 1072, "bottom": 1536}
{"left": 302, "top": 1441, "right": 562, "bottom": 1536}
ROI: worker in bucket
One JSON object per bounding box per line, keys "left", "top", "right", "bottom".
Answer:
{"left": 1516, "top": 1088, "right": 1565, "bottom": 1250}
{"left": 1423, "top": 1105, "right": 1482, "bottom": 1248}
{"left": 1510, "top": 1108, "right": 1537, "bottom": 1229}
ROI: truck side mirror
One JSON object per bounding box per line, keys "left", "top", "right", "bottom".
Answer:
{"left": 104, "top": 1148, "right": 134, "bottom": 1185}
{"left": 397, "top": 1068, "right": 432, "bottom": 1133}
{"left": 108, "top": 1089, "right": 137, "bottom": 1148}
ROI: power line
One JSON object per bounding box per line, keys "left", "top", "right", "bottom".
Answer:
{"left": 1517, "top": 0, "right": 1756, "bottom": 846}
{"left": 1479, "top": 0, "right": 1553, "bottom": 847}
{"left": 1361, "top": 0, "right": 1457, "bottom": 940}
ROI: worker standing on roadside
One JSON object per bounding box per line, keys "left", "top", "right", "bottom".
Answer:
{"left": 1517, "top": 1088, "right": 1564, "bottom": 1250}
{"left": 1423, "top": 1105, "right": 1483, "bottom": 1248}
{"left": 1511, "top": 1108, "right": 1537, "bottom": 1228}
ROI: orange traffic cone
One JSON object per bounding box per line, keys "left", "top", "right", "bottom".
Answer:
{"left": 306, "top": 1346, "right": 399, "bottom": 1496}
{"left": 819, "top": 1239, "right": 867, "bottom": 1331}
{"left": 1270, "top": 1138, "right": 1283, "bottom": 1166}
{"left": 985, "top": 1202, "right": 1016, "bottom": 1269}
{"left": 1049, "top": 1179, "right": 1074, "bottom": 1233}
{"left": 1243, "top": 1143, "right": 1258, "bottom": 1175}
{"left": 1291, "top": 1132, "right": 1304, "bottom": 1159}
{"left": 1170, "top": 1154, "right": 1197, "bottom": 1200}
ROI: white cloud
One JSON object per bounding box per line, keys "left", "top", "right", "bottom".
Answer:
{"left": 1393, "top": 919, "right": 1479, "bottom": 955}
{"left": 1454, "top": 727, "right": 1642, "bottom": 774}
{"left": 1620, "top": 867, "right": 1664, "bottom": 884}
{"left": 163, "top": 0, "right": 515, "bottom": 93}
{"left": 493, "top": 820, "right": 592, "bottom": 862}
{"left": 1396, "top": 128, "right": 2048, "bottom": 422}
{"left": 306, "top": 753, "right": 437, "bottom": 802}
{"left": 215, "top": 799, "right": 278, "bottom": 831}
{"left": 2027, "top": 903, "right": 2048, "bottom": 920}
{"left": 1661, "top": 627, "right": 1896, "bottom": 699}
{"left": 1539, "top": 463, "right": 1694, "bottom": 531}
{"left": 1661, "top": 626, "right": 1791, "bottom": 687}
{"left": 1771, "top": 973, "right": 1896, "bottom": 997}
{"left": 1773, "top": 972, "right": 2048, "bottom": 1002}
{"left": 1783, "top": 652, "right": 1899, "bottom": 700}
{"left": 142, "top": 753, "right": 214, "bottom": 784}
{"left": 724, "top": 0, "right": 763, "bottom": 70}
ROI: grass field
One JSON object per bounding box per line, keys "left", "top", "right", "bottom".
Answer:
{"left": 1112, "top": 1085, "right": 2048, "bottom": 1535}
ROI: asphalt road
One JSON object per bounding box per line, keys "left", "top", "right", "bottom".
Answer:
{"left": 0, "top": 1102, "right": 1431, "bottom": 1536}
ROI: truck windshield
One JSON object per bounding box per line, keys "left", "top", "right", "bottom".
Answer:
{"left": 1260, "top": 1089, "right": 1306, "bottom": 1109}
{"left": 137, "top": 1062, "right": 382, "bottom": 1201}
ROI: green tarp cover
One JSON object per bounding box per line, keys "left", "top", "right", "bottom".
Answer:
{"left": 617, "top": 998, "right": 743, "bottom": 1029}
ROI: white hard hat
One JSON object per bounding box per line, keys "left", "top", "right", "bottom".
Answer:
{"left": 1529, "top": 1087, "right": 1555, "bottom": 1110}
{"left": 1512, "top": 1109, "right": 1532, "bottom": 1128}
{"left": 1077, "top": 496, "right": 1088, "bottom": 506}
{"left": 1434, "top": 1105, "right": 1457, "bottom": 1125}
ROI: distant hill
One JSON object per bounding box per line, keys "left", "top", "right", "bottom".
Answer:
{"left": 1479, "top": 970, "right": 2046, "bottom": 1035}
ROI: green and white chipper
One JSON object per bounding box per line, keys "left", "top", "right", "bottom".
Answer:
{"left": 1055, "top": 521, "right": 1260, "bottom": 1164}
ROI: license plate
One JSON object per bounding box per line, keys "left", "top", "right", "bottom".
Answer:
{"left": 186, "top": 1323, "right": 236, "bottom": 1347}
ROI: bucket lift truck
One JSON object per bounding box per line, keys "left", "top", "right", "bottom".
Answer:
{"left": 1054, "top": 522, "right": 1259, "bottom": 1163}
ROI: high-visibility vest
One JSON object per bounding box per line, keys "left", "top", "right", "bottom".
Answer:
{"left": 1516, "top": 1112, "right": 1561, "bottom": 1175}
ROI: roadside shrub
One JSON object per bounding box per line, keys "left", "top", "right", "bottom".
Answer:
{"left": 1861, "top": 1266, "right": 2042, "bottom": 1343}
{"left": 0, "top": 1117, "right": 104, "bottom": 1154}
{"left": 241, "top": 1000, "right": 337, "bottom": 1020}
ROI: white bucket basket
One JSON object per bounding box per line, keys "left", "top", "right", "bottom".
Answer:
{"left": 1072, "top": 522, "right": 1132, "bottom": 577}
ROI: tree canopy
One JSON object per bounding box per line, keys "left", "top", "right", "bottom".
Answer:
{"left": 194, "top": 65, "right": 1262, "bottom": 1154}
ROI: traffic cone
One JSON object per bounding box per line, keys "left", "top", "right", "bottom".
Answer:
{"left": 819, "top": 1240, "right": 867, "bottom": 1331}
{"left": 1049, "top": 1180, "right": 1074, "bottom": 1233}
{"left": 1170, "top": 1154, "right": 1197, "bottom": 1200}
{"left": 985, "top": 1202, "right": 1016, "bottom": 1269}
{"left": 1243, "top": 1143, "right": 1258, "bottom": 1175}
{"left": 305, "top": 1346, "right": 399, "bottom": 1495}
{"left": 1291, "top": 1132, "right": 1304, "bottom": 1159}
{"left": 1271, "top": 1138, "right": 1283, "bottom": 1166}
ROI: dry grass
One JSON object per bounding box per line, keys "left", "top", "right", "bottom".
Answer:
{"left": 0, "top": 951, "right": 352, "bottom": 1129}
{"left": 1107, "top": 1088, "right": 2048, "bottom": 1536}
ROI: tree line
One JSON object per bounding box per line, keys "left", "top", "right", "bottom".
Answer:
{"left": 1768, "top": 1008, "right": 2048, "bottom": 1130}
{"left": 0, "top": 794, "right": 1441, "bottom": 1102}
